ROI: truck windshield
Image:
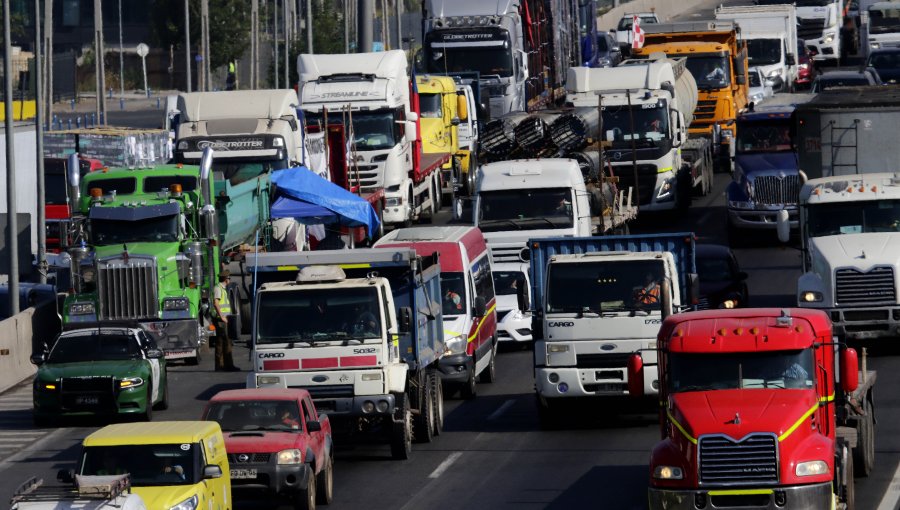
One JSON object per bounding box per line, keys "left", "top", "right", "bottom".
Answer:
{"left": 45, "top": 173, "right": 68, "bottom": 205}
{"left": 205, "top": 399, "right": 303, "bottom": 432}
{"left": 546, "top": 260, "right": 666, "bottom": 314}
{"left": 48, "top": 333, "right": 141, "bottom": 363}
{"left": 736, "top": 120, "right": 792, "bottom": 153}
{"left": 306, "top": 109, "right": 400, "bottom": 151}
{"left": 684, "top": 55, "right": 731, "bottom": 90}
{"left": 419, "top": 93, "right": 443, "bottom": 118}
{"left": 441, "top": 272, "right": 468, "bottom": 316}
{"left": 492, "top": 270, "right": 526, "bottom": 296}
{"left": 91, "top": 214, "right": 179, "bottom": 244}
{"left": 256, "top": 287, "right": 382, "bottom": 344}
{"left": 669, "top": 349, "right": 815, "bottom": 392}
{"left": 747, "top": 39, "right": 782, "bottom": 66}
{"left": 602, "top": 102, "right": 669, "bottom": 147}
{"left": 81, "top": 445, "right": 197, "bottom": 486}
{"left": 477, "top": 188, "right": 574, "bottom": 232}
{"left": 425, "top": 40, "right": 513, "bottom": 78}
{"left": 806, "top": 199, "right": 900, "bottom": 237}
{"left": 870, "top": 8, "right": 900, "bottom": 33}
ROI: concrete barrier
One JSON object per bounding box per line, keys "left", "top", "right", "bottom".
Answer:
{"left": 0, "top": 301, "right": 61, "bottom": 395}
{"left": 597, "top": 0, "right": 709, "bottom": 31}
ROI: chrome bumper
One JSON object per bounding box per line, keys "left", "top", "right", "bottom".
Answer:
{"left": 648, "top": 482, "right": 833, "bottom": 510}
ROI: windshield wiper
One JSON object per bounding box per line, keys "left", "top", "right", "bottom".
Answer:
{"left": 479, "top": 218, "right": 523, "bottom": 230}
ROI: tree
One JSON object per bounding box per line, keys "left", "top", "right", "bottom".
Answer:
{"left": 269, "top": 0, "right": 345, "bottom": 87}
{"left": 150, "top": 0, "right": 249, "bottom": 71}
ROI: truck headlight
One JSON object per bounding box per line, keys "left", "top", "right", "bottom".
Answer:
{"left": 385, "top": 197, "right": 402, "bottom": 207}
{"left": 800, "top": 291, "right": 823, "bottom": 303}
{"left": 257, "top": 375, "right": 281, "bottom": 385}
{"left": 277, "top": 448, "right": 303, "bottom": 464}
{"left": 547, "top": 344, "right": 569, "bottom": 353}
{"left": 68, "top": 302, "right": 96, "bottom": 315}
{"left": 823, "top": 33, "right": 835, "bottom": 44}
{"left": 795, "top": 460, "right": 829, "bottom": 476}
{"left": 766, "top": 69, "right": 782, "bottom": 79}
{"left": 168, "top": 495, "right": 198, "bottom": 510}
{"left": 653, "top": 465, "right": 684, "bottom": 480}
{"left": 119, "top": 377, "right": 145, "bottom": 389}
{"left": 163, "top": 297, "right": 190, "bottom": 311}
{"left": 444, "top": 335, "right": 467, "bottom": 355}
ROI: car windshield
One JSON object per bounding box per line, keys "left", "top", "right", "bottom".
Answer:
{"left": 806, "top": 199, "right": 900, "bottom": 236}
{"left": 747, "top": 39, "right": 782, "bottom": 66}
{"left": 546, "top": 260, "right": 666, "bottom": 314}
{"left": 669, "top": 349, "right": 815, "bottom": 392}
{"left": 441, "top": 272, "right": 468, "bottom": 316}
{"left": 81, "top": 445, "right": 197, "bottom": 486}
{"left": 617, "top": 16, "right": 658, "bottom": 30}
{"left": 477, "top": 188, "right": 574, "bottom": 232}
{"left": 684, "top": 55, "right": 731, "bottom": 89}
{"left": 601, "top": 102, "right": 670, "bottom": 147}
{"left": 868, "top": 51, "right": 900, "bottom": 69}
{"left": 492, "top": 270, "right": 526, "bottom": 297}
{"left": 419, "top": 93, "right": 442, "bottom": 118}
{"left": 697, "top": 255, "right": 734, "bottom": 283}
{"left": 91, "top": 214, "right": 179, "bottom": 244}
{"left": 870, "top": 7, "right": 900, "bottom": 34}
{"left": 736, "top": 120, "right": 792, "bottom": 153}
{"left": 306, "top": 109, "right": 401, "bottom": 151}
{"left": 255, "top": 287, "right": 382, "bottom": 345}
{"left": 48, "top": 333, "right": 142, "bottom": 363}
{"left": 205, "top": 400, "right": 303, "bottom": 432}
{"left": 425, "top": 40, "right": 513, "bottom": 78}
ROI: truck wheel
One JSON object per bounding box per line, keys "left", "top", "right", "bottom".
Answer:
{"left": 434, "top": 174, "right": 443, "bottom": 211}
{"left": 240, "top": 301, "right": 251, "bottom": 335}
{"left": 431, "top": 373, "right": 444, "bottom": 436}
{"left": 844, "top": 449, "right": 855, "bottom": 510}
{"left": 295, "top": 466, "right": 316, "bottom": 510}
{"left": 465, "top": 155, "right": 477, "bottom": 196}
{"left": 460, "top": 359, "right": 477, "bottom": 400}
{"left": 153, "top": 376, "right": 169, "bottom": 411}
{"left": 853, "top": 396, "right": 875, "bottom": 477}
{"left": 402, "top": 190, "right": 414, "bottom": 229}
{"left": 390, "top": 393, "right": 413, "bottom": 460}
{"left": 480, "top": 341, "right": 497, "bottom": 383}
{"left": 413, "top": 378, "right": 435, "bottom": 444}
{"left": 315, "top": 452, "right": 333, "bottom": 505}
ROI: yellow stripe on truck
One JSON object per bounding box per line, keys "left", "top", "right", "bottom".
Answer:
{"left": 778, "top": 404, "right": 818, "bottom": 442}
{"left": 467, "top": 303, "right": 497, "bottom": 343}
{"left": 707, "top": 489, "right": 774, "bottom": 496}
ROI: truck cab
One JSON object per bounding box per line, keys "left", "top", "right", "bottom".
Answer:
{"left": 715, "top": 4, "right": 799, "bottom": 92}
{"left": 864, "top": 1, "right": 900, "bottom": 54}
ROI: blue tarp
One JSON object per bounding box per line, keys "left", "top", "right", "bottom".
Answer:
{"left": 270, "top": 167, "right": 381, "bottom": 238}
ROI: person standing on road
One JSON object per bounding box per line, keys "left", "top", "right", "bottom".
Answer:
{"left": 214, "top": 270, "right": 240, "bottom": 372}
{"left": 226, "top": 61, "right": 236, "bottom": 91}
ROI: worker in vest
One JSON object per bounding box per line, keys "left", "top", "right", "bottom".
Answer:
{"left": 213, "top": 270, "right": 239, "bottom": 371}
{"left": 226, "top": 61, "right": 236, "bottom": 90}
{"left": 634, "top": 272, "right": 661, "bottom": 306}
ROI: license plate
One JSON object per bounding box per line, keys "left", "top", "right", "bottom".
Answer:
{"left": 230, "top": 469, "right": 257, "bottom": 479}
{"left": 76, "top": 395, "right": 100, "bottom": 405}
{"left": 593, "top": 383, "right": 623, "bottom": 392}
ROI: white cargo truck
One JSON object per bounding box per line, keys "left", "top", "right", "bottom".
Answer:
{"left": 715, "top": 4, "right": 799, "bottom": 92}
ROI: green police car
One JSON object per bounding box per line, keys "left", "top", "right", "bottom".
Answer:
{"left": 31, "top": 327, "right": 169, "bottom": 425}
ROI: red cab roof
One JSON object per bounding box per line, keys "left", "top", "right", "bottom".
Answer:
{"left": 375, "top": 226, "right": 488, "bottom": 273}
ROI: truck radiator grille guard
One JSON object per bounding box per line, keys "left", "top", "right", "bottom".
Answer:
{"left": 699, "top": 434, "right": 778, "bottom": 485}
{"left": 751, "top": 175, "right": 800, "bottom": 206}
{"left": 297, "top": 384, "right": 355, "bottom": 399}
{"left": 609, "top": 164, "right": 658, "bottom": 205}
{"left": 97, "top": 257, "right": 159, "bottom": 321}
{"left": 350, "top": 164, "right": 382, "bottom": 193}
{"left": 228, "top": 453, "right": 271, "bottom": 464}
{"left": 797, "top": 17, "right": 826, "bottom": 40}
{"left": 694, "top": 101, "right": 717, "bottom": 121}
{"left": 835, "top": 266, "right": 896, "bottom": 305}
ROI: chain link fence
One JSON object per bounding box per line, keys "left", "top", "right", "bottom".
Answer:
{"left": 0, "top": 50, "right": 78, "bottom": 103}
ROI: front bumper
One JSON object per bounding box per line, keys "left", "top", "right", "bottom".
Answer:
{"left": 139, "top": 319, "right": 207, "bottom": 359}
{"left": 33, "top": 384, "right": 149, "bottom": 418}
{"left": 535, "top": 366, "right": 659, "bottom": 398}
{"left": 727, "top": 205, "right": 798, "bottom": 230}
{"left": 383, "top": 189, "right": 408, "bottom": 225}
{"left": 301, "top": 394, "right": 395, "bottom": 417}
{"left": 228, "top": 457, "right": 312, "bottom": 494}
{"left": 815, "top": 306, "right": 900, "bottom": 340}
{"left": 648, "top": 482, "right": 833, "bottom": 510}
{"left": 497, "top": 310, "right": 532, "bottom": 342}
{"left": 437, "top": 352, "right": 473, "bottom": 384}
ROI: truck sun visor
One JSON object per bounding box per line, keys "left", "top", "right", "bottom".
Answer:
{"left": 88, "top": 201, "right": 181, "bottom": 221}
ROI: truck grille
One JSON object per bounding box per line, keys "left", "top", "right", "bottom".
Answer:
{"left": 488, "top": 244, "right": 529, "bottom": 264}
{"left": 751, "top": 175, "right": 800, "bottom": 206}
{"left": 576, "top": 353, "right": 630, "bottom": 369}
{"left": 228, "top": 453, "right": 271, "bottom": 464}
{"left": 797, "top": 17, "right": 825, "bottom": 40}
{"left": 300, "top": 384, "right": 355, "bottom": 399}
{"left": 694, "top": 100, "right": 717, "bottom": 121}
{"left": 835, "top": 267, "right": 896, "bottom": 305}
{"left": 350, "top": 164, "right": 383, "bottom": 193}
{"left": 97, "top": 257, "right": 159, "bottom": 320}
{"left": 609, "top": 164, "right": 658, "bottom": 205}
{"left": 699, "top": 434, "right": 778, "bottom": 485}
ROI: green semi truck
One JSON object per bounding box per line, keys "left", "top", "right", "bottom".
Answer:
{"left": 61, "top": 149, "right": 270, "bottom": 364}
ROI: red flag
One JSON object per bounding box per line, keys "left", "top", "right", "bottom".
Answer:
{"left": 522, "top": 2, "right": 534, "bottom": 48}
{"left": 632, "top": 15, "right": 645, "bottom": 50}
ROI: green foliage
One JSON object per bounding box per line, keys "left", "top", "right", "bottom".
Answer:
{"left": 150, "top": 0, "right": 249, "bottom": 70}
{"left": 268, "top": 1, "right": 346, "bottom": 87}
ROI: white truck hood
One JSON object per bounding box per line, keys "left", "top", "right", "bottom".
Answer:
{"left": 810, "top": 233, "right": 900, "bottom": 272}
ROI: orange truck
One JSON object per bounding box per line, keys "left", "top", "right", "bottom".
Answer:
{"left": 634, "top": 21, "right": 750, "bottom": 174}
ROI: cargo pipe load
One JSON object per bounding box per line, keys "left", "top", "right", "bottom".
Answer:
{"left": 481, "top": 112, "right": 530, "bottom": 158}
{"left": 550, "top": 108, "right": 600, "bottom": 153}
{"left": 513, "top": 111, "right": 563, "bottom": 157}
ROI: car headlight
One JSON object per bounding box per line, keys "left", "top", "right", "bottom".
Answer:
{"left": 169, "top": 495, "right": 198, "bottom": 510}
{"left": 277, "top": 448, "right": 303, "bottom": 464}
{"left": 444, "top": 335, "right": 467, "bottom": 355}
{"left": 119, "top": 377, "right": 144, "bottom": 389}
{"left": 653, "top": 465, "right": 684, "bottom": 480}
{"left": 795, "top": 460, "right": 829, "bottom": 477}
{"left": 871, "top": 42, "right": 881, "bottom": 49}
{"left": 385, "top": 197, "right": 402, "bottom": 207}
{"left": 823, "top": 33, "right": 835, "bottom": 44}
{"left": 68, "top": 302, "right": 96, "bottom": 315}
{"left": 163, "top": 297, "right": 190, "bottom": 311}
{"left": 800, "top": 291, "right": 823, "bottom": 303}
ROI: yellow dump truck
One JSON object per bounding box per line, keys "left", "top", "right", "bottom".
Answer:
{"left": 634, "top": 21, "right": 749, "bottom": 173}
{"left": 416, "top": 75, "right": 473, "bottom": 204}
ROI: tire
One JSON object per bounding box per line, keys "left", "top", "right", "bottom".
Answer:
{"left": 413, "top": 377, "right": 435, "bottom": 444}
{"left": 465, "top": 154, "right": 478, "bottom": 196}
{"left": 315, "top": 452, "right": 333, "bottom": 505}
{"left": 853, "top": 396, "right": 875, "bottom": 477}
{"left": 431, "top": 373, "right": 444, "bottom": 436}
{"left": 390, "top": 393, "right": 412, "bottom": 460}
{"left": 153, "top": 375, "right": 169, "bottom": 411}
{"left": 480, "top": 341, "right": 497, "bottom": 384}
{"left": 459, "top": 358, "right": 477, "bottom": 400}
{"left": 240, "top": 301, "right": 252, "bottom": 335}
{"left": 142, "top": 385, "right": 154, "bottom": 422}
{"left": 844, "top": 447, "right": 856, "bottom": 510}
{"left": 434, "top": 174, "right": 443, "bottom": 212}
{"left": 295, "top": 465, "right": 316, "bottom": 510}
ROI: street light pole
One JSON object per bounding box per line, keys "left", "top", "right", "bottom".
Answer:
{"left": 35, "top": 0, "right": 46, "bottom": 284}
{"left": 3, "top": 0, "right": 20, "bottom": 315}
{"left": 94, "top": 0, "right": 107, "bottom": 123}
{"left": 184, "top": 0, "right": 192, "bottom": 92}
{"left": 118, "top": 0, "right": 124, "bottom": 97}
{"left": 251, "top": 0, "right": 258, "bottom": 89}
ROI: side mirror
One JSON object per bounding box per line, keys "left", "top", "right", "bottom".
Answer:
{"left": 405, "top": 121, "right": 419, "bottom": 141}
{"left": 627, "top": 354, "right": 644, "bottom": 397}
{"left": 398, "top": 306, "right": 412, "bottom": 334}
{"left": 474, "top": 296, "right": 487, "bottom": 317}
{"left": 786, "top": 53, "right": 796, "bottom": 66}
{"left": 306, "top": 420, "right": 321, "bottom": 432}
{"left": 776, "top": 209, "right": 791, "bottom": 243}
{"left": 406, "top": 111, "right": 419, "bottom": 123}
{"left": 146, "top": 348, "right": 164, "bottom": 359}
{"left": 57, "top": 469, "right": 75, "bottom": 484}
{"left": 456, "top": 95, "right": 468, "bottom": 121}
{"left": 840, "top": 347, "right": 859, "bottom": 393}
{"left": 30, "top": 352, "right": 47, "bottom": 365}
{"left": 516, "top": 278, "right": 529, "bottom": 311}
{"left": 203, "top": 464, "right": 223, "bottom": 480}
{"left": 450, "top": 117, "right": 461, "bottom": 126}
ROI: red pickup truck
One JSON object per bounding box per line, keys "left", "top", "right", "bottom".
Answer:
{"left": 202, "top": 388, "right": 333, "bottom": 510}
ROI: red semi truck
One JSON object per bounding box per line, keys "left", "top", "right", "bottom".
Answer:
{"left": 44, "top": 156, "right": 103, "bottom": 252}
{"left": 629, "top": 308, "right": 875, "bottom": 510}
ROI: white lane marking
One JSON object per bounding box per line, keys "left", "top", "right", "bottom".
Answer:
{"left": 487, "top": 399, "right": 515, "bottom": 421}
{"left": 877, "top": 460, "right": 900, "bottom": 510}
{"left": 428, "top": 451, "right": 463, "bottom": 479}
